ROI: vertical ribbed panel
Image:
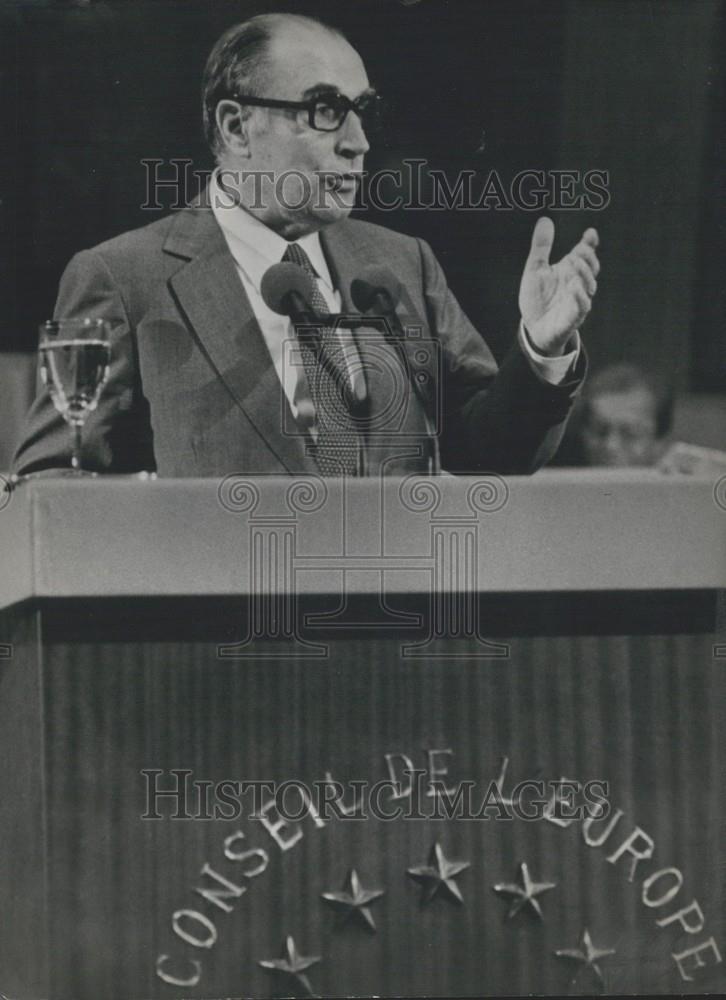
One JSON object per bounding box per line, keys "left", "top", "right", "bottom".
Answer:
{"left": 35, "top": 625, "right": 726, "bottom": 998}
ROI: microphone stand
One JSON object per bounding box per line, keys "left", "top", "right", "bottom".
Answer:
{"left": 352, "top": 304, "right": 441, "bottom": 476}
{"left": 285, "top": 304, "right": 370, "bottom": 478}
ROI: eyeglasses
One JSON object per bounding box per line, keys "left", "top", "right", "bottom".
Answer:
{"left": 230, "top": 91, "right": 383, "bottom": 133}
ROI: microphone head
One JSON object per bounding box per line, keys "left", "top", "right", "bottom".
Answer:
{"left": 261, "top": 262, "right": 317, "bottom": 317}
{"left": 350, "top": 266, "right": 402, "bottom": 314}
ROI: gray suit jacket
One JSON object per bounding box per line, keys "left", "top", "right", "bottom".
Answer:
{"left": 13, "top": 205, "right": 585, "bottom": 478}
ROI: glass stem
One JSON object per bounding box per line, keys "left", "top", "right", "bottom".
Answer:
{"left": 71, "top": 422, "right": 83, "bottom": 471}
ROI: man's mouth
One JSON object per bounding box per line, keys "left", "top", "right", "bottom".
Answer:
{"left": 323, "top": 173, "right": 360, "bottom": 192}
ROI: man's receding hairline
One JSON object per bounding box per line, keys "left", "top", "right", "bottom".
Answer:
{"left": 265, "top": 11, "right": 343, "bottom": 33}
{"left": 260, "top": 11, "right": 346, "bottom": 49}
{"left": 263, "top": 14, "right": 357, "bottom": 66}
{"left": 247, "top": 13, "right": 352, "bottom": 96}
{"left": 258, "top": 17, "right": 366, "bottom": 109}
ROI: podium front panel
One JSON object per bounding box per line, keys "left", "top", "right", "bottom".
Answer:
{"left": 0, "top": 474, "right": 724, "bottom": 998}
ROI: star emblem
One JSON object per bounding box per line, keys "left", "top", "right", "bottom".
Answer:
{"left": 554, "top": 927, "right": 616, "bottom": 985}
{"left": 258, "top": 935, "right": 321, "bottom": 997}
{"left": 321, "top": 868, "right": 385, "bottom": 932}
{"left": 493, "top": 755, "right": 515, "bottom": 808}
{"left": 407, "top": 841, "right": 470, "bottom": 904}
{"left": 492, "top": 861, "right": 556, "bottom": 919}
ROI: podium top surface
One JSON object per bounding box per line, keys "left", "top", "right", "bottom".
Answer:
{"left": 0, "top": 470, "right": 723, "bottom": 609}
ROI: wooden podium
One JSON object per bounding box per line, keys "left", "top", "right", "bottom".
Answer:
{"left": 0, "top": 471, "right": 724, "bottom": 999}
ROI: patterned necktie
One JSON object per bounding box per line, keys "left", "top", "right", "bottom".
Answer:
{"left": 282, "top": 242, "right": 361, "bottom": 477}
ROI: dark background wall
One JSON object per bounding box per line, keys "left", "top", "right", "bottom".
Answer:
{"left": 1, "top": 0, "right": 724, "bottom": 393}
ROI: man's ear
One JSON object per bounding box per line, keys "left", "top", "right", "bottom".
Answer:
{"left": 215, "top": 100, "right": 252, "bottom": 158}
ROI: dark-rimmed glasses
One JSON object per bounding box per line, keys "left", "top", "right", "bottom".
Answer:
{"left": 230, "top": 91, "right": 382, "bottom": 132}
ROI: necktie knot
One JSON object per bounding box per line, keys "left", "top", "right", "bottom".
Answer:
{"left": 282, "top": 242, "right": 316, "bottom": 278}
{"left": 282, "top": 242, "right": 327, "bottom": 316}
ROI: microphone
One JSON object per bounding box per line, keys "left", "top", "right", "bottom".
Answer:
{"left": 350, "top": 267, "right": 402, "bottom": 316}
{"left": 261, "top": 262, "right": 321, "bottom": 327}
{"left": 351, "top": 266, "right": 441, "bottom": 475}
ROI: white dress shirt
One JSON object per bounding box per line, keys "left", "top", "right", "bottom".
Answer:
{"left": 209, "top": 170, "right": 580, "bottom": 438}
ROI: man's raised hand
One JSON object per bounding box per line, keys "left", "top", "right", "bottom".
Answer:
{"left": 518, "top": 217, "right": 600, "bottom": 356}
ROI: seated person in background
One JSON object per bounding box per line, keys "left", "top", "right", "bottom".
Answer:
{"left": 555, "top": 362, "right": 674, "bottom": 467}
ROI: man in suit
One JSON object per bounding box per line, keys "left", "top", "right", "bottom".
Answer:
{"left": 14, "top": 12, "right": 599, "bottom": 479}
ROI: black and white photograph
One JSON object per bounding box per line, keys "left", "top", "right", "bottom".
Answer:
{"left": 0, "top": 0, "right": 724, "bottom": 996}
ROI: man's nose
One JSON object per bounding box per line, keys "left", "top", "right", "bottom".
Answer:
{"left": 336, "top": 110, "right": 370, "bottom": 159}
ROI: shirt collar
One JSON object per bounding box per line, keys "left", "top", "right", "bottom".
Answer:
{"left": 209, "top": 169, "right": 335, "bottom": 293}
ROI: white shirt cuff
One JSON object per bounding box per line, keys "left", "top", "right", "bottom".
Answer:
{"left": 518, "top": 322, "right": 581, "bottom": 386}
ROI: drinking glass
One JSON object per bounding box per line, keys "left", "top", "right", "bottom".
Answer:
{"left": 38, "top": 318, "right": 111, "bottom": 475}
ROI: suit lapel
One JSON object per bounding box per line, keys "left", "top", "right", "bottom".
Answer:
{"left": 321, "top": 221, "right": 425, "bottom": 435}
{"left": 165, "top": 206, "right": 317, "bottom": 474}
{"left": 320, "top": 222, "right": 379, "bottom": 312}
{"left": 323, "top": 219, "right": 438, "bottom": 416}
{"left": 321, "top": 222, "right": 390, "bottom": 416}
